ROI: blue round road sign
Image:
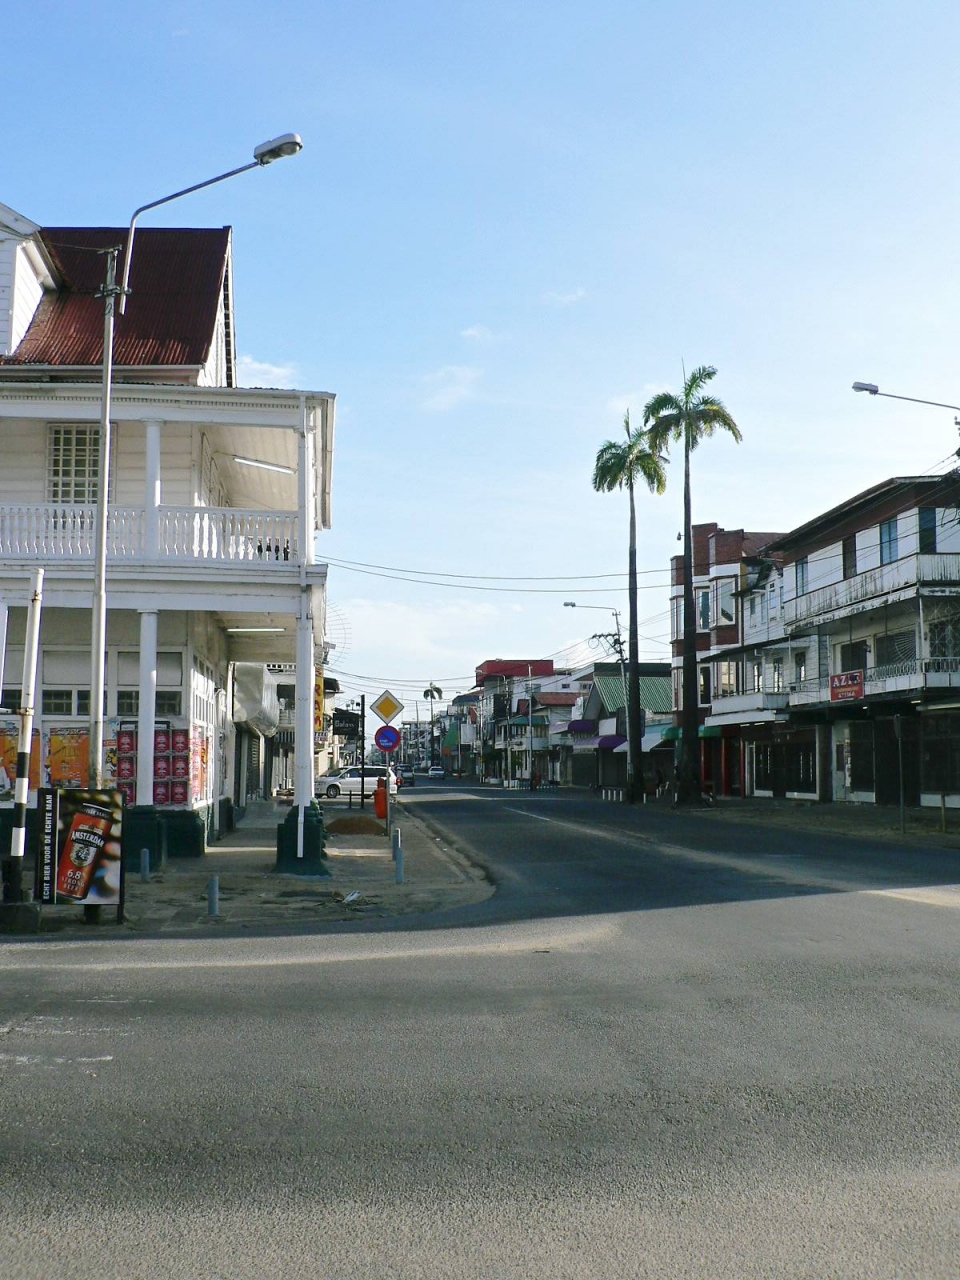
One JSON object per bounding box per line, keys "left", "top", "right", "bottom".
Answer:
{"left": 374, "top": 724, "right": 401, "bottom": 753}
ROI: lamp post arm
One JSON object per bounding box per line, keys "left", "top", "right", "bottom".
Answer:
{"left": 878, "top": 391, "right": 960, "bottom": 412}
{"left": 119, "top": 160, "right": 259, "bottom": 313}
{"left": 854, "top": 385, "right": 960, "bottom": 414}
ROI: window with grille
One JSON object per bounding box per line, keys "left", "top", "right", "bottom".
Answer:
{"left": 874, "top": 630, "right": 916, "bottom": 668}
{"left": 46, "top": 425, "right": 114, "bottom": 504}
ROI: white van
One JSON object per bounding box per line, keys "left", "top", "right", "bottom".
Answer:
{"left": 318, "top": 766, "right": 397, "bottom": 799}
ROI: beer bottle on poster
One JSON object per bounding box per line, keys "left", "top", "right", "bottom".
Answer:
{"left": 55, "top": 801, "right": 114, "bottom": 901}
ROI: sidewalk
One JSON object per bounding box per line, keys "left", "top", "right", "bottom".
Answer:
{"left": 653, "top": 791, "right": 960, "bottom": 849}
{"left": 23, "top": 799, "right": 494, "bottom": 939}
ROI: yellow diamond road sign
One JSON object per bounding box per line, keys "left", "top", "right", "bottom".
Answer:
{"left": 371, "top": 690, "right": 404, "bottom": 724}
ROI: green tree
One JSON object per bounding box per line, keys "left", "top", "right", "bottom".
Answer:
{"left": 643, "top": 365, "right": 742, "bottom": 803}
{"left": 592, "top": 412, "right": 668, "bottom": 802}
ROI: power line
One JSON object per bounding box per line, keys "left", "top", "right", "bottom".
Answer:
{"left": 324, "top": 556, "right": 670, "bottom": 581}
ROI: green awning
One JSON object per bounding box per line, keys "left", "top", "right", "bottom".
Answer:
{"left": 698, "top": 724, "right": 723, "bottom": 738}
{"left": 662, "top": 726, "right": 681, "bottom": 741}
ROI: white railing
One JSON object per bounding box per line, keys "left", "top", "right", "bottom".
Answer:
{"left": 0, "top": 504, "right": 298, "bottom": 565}
{"left": 159, "top": 507, "right": 298, "bottom": 563}
{"left": 0, "top": 504, "right": 144, "bottom": 558}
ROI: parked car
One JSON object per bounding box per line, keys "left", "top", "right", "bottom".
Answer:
{"left": 427, "top": 765, "right": 445, "bottom": 779}
{"left": 397, "top": 764, "right": 415, "bottom": 785}
{"left": 318, "top": 766, "right": 397, "bottom": 799}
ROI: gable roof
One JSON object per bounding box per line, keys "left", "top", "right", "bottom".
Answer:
{"left": 591, "top": 674, "right": 672, "bottom": 716}
{"left": 0, "top": 226, "right": 234, "bottom": 381}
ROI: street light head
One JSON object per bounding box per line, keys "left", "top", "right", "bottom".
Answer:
{"left": 852, "top": 381, "right": 879, "bottom": 395}
{"left": 563, "top": 601, "right": 576, "bottom": 607}
{"left": 253, "top": 133, "right": 304, "bottom": 165}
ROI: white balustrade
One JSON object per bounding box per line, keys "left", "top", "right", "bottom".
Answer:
{"left": 0, "top": 504, "right": 298, "bottom": 565}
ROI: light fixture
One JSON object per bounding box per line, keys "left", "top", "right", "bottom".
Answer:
{"left": 226, "top": 627, "right": 286, "bottom": 633}
{"left": 254, "top": 133, "right": 303, "bottom": 165}
{"left": 852, "top": 382, "right": 879, "bottom": 394}
{"left": 232, "top": 455, "right": 295, "bottom": 475}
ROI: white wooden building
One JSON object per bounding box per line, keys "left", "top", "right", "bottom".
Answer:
{"left": 0, "top": 203, "right": 334, "bottom": 854}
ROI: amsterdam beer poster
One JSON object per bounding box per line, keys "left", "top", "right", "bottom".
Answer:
{"left": 37, "top": 789, "right": 124, "bottom": 912}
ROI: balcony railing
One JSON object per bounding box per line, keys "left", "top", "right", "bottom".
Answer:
{"left": 0, "top": 504, "right": 299, "bottom": 565}
{"left": 786, "top": 553, "right": 960, "bottom": 628}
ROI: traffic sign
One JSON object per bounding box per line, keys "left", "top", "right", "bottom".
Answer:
{"left": 371, "top": 690, "right": 404, "bottom": 724}
{"left": 374, "top": 724, "right": 400, "bottom": 753}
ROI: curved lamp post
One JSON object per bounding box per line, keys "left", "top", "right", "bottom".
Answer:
{"left": 90, "top": 135, "right": 303, "bottom": 787}
{"left": 423, "top": 684, "right": 442, "bottom": 766}
{"left": 852, "top": 382, "right": 960, "bottom": 414}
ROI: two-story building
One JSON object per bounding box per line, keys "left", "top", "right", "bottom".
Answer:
{"left": 690, "top": 473, "right": 960, "bottom": 807}
{"left": 669, "top": 524, "right": 783, "bottom": 796}
{"left": 0, "top": 203, "right": 334, "bottom": 858}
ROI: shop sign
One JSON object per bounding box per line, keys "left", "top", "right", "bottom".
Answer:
{"left": 830, "top": 670, "right": 864, "bottom": 702}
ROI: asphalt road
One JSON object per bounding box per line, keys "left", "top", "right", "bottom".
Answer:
{"left": 2, "top": 782, "right": 959, "bottom": 1278}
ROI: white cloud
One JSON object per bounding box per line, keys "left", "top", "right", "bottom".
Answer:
{"left": 606, "top": 383, "right": 673, "bottom": 420}
{"left": 542, "top": 286, "right": 586, "bottom": 307}
{"left": 460, "top": 324, "right": 499, "bottom": 343}
{"left": 237, "top": 354, "right": 298, "bottom": 389}
{"left": 421, "top": 365, "right": 481, "bottom": 412}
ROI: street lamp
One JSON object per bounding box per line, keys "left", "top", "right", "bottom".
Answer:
{"left": 564, "top": 601, "right": 633, "bottom": 797}
{"left": 852, "top": 382, "right": 960, "bottom": 413}
{"left": 89, "top": 135, "right": 303, "bottom": 787}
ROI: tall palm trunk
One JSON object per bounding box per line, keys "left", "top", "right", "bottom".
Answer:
{"left": 626, "top": 478, "right": 641, "bottom": 803}
{"left": 677, "top": 430, "right": 702, "bottom": 801}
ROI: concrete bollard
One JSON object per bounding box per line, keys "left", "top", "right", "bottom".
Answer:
{"left": 140, "top": 848, "right": 150, "bottom": 883}
{"left": 395, "top": 832, "right": 404, "bottom": 884}
{"left": 207, "top": 876, "right": 219, "bottom": 917}
{"left": 392, "top": 827, "right": 401, "bottom": 862}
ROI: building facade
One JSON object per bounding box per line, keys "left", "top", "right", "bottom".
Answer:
{"left": 0, "top": 205, "right": 334, "bottom": 856}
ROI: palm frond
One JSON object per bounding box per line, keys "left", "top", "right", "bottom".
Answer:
{"left": 592, "top": 439, "right": 630, "bottom": 492}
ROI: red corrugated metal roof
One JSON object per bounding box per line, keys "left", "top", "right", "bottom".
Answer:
{"left": 534, "top": 693, "right": 578, "bottom": 707}
{"left": 1, "top": 227, "right": 230, "bottom": 373}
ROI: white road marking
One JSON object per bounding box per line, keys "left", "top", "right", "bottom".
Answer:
{"left": 866, "top": 884, "right": 960, "bottom": 909}
{"left": 503, "top": 807, "right": 555, "bottom": 823}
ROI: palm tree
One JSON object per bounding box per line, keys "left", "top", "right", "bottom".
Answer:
{"left": 643, "top": 365, "right": 742, "bottom": 803}
{"left": 592, "top": 412, "right": 667, "bottom": 803}
{"left": 423, "top": 683, "right": 443, "bottom": 766}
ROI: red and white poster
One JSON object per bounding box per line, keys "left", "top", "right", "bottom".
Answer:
{"left": 829, "top": 670, "right": 864, "bottom": 702}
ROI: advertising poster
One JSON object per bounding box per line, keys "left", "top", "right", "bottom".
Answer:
{"left": 37, "top": 788, "right": 124, "bottom": 913}
{"left": 46, "top": 727, "right": 90, "bottom": 789}
{"left": 0, "top": 720, "right": 42, "bottom": 796}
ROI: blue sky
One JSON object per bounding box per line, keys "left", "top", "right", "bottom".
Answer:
{"left": 9, "top": 1, "right": 960, "bottom": 710}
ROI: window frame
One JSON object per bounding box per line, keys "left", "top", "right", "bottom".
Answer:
{"left": 879, "top": 518, "right": 899, "bottom": 566}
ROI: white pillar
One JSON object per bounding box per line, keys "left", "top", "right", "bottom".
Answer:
{"left": 298, "top": 396, "right": 316, "bottom": 567}
{"left": 136, "top": 610, "right": 158, "bottom": 806}
{"left": 294, "top": 589, "right": 315, "bottom": 814}
{"left": 144, "top": 419, "right": 162, "bottom": 559}
{"left": 0, "top": 596, "right": 7, "bottom": 699}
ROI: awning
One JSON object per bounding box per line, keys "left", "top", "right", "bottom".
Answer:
{"left": 661, "top": 726, "right": 681, "bottom": 741}
{"left": 598, "top": 734, "right": 626, "bottom": 750}
{"left": 698, "top": 724, "right": 723, "bottom": 738}
{"left": 566, "top": 719, "right": 597, "bottom": 735}
{"left": 572, "top": 736, "right": 600, "bottom": 752}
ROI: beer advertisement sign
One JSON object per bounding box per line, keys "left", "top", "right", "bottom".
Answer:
{"left": 37, "top": 789, "right": 124, "bottom": 912}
